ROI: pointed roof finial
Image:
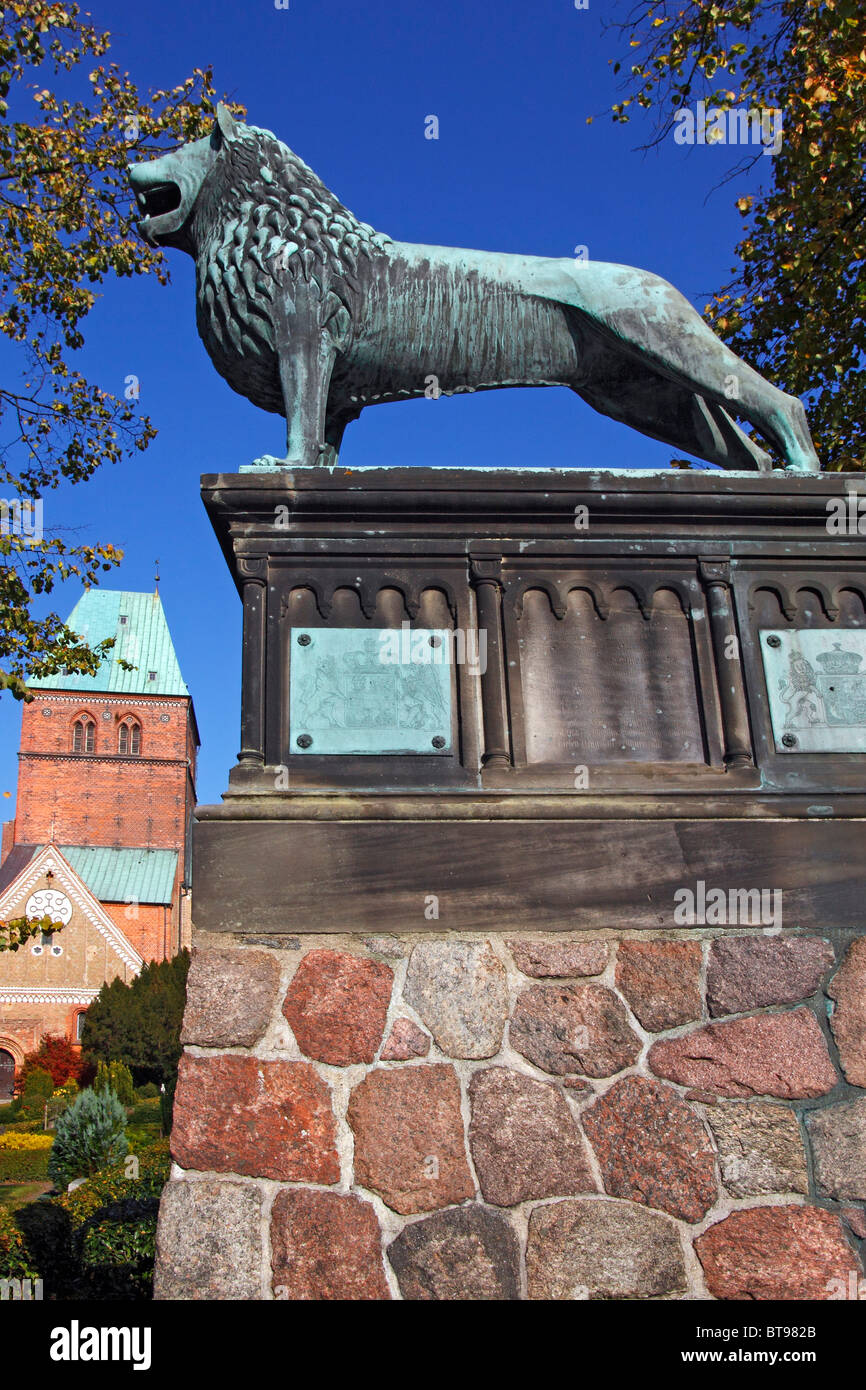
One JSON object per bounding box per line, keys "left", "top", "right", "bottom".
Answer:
{"left": 154, "top": 559, "right": 160, "bottom": 597}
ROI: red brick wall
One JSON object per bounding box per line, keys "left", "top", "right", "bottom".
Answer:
{"left": 14, "top": 692, "right": 195, "bottom": 851}
{"left": 101, "top": 900, "right": 177, "bottom": 963}
{"left": 8, "top": 690, "right": 197, "bottom": 963}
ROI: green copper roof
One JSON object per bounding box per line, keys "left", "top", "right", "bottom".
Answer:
{"left": 29, "top": 590, "right": 189, "bottom": 696}
{"left": 60, "top": 846, "right": 179, "bottom": 906}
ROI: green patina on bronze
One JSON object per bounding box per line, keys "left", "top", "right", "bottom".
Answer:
{"left": 289, "top": 628, "right": 453, "bottom": 755}
{"left": 129, "top": 105, "right": 820, "bottom": 474}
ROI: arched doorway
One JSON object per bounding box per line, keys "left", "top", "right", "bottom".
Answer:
{"left": 0, "top": 1048, "right": 15, "bottom": 1100}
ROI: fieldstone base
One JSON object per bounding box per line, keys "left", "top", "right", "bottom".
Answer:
{"left": 154, "top": 928, "right": 866, "bottom": 1300}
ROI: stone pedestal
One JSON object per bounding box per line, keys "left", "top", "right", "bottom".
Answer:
{"left": 155, "top": 927, "right": 866, "bottom": 1300}
{"left": 155, "top": 466, "right": 866, "bottom": 1300}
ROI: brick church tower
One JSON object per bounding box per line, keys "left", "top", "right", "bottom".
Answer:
{"left": 0, "top": 590, "right": 198, "bottom": 1093}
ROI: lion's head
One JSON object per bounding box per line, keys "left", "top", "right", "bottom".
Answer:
{"left": 129, "top": 105, "right": 392, "bottom": 413}
{"left": 130, "top": 103, "right": 390, "bottom": 279}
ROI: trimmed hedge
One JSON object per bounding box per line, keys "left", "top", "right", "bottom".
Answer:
{"left": 0, "top": 1148, "right": 50, "bottom": 1182}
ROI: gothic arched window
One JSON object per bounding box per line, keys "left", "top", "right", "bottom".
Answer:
{"left": 118, "top": 719, "right": 141, "bottom": 756}
{"left": 72, "top": 716, "right": 95, "bottom": 754}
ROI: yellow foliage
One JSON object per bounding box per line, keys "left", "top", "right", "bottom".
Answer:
{"left": 0, "top": 1131, "right": 54, "bottom": 1150}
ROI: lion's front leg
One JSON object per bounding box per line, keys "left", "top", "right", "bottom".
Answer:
{"left": 274, "top": 304, "right": 336, "bottom": 468}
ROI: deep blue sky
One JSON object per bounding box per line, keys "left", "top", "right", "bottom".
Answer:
{"left": 2, "top": 0, "right": 775, "bottom": 810}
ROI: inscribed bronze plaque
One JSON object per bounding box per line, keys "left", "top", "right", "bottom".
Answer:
{"left": 290, "top": 627, "right": 453, "bottom": 754}
{"left": 519, "top": 590, "right": 704, "bottom": 764}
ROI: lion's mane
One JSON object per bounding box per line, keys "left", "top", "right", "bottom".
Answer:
{"left": 191, "top": 120, "right": 392, "bottom": 414}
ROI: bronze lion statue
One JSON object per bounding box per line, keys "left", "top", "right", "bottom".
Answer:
{"left": 129, "top": 105, "right": 819, "bottom": 473}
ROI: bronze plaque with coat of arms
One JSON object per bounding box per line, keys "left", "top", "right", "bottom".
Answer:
{"left": 289, "top": 628, "right": 453, "bottom": 754}
{"left": 761, "top": 629, "right": 866, "bottom": 752}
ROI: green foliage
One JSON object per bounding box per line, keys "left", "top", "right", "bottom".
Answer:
{"left": 135, "top": 1082, "right": 160, "bottom": 1100}
{"left": 48, "top": 1087, "right": 128, "bottom": 1187}
{"left": 23, "top": 1068, "right": 53, "bottom": 1100}
{"left": 20, "top": 1034, "right": 81, "bottom": 1087}
{"left": 4, "top": 1140, "right": 169, "bottom": 1297}
{"left": 0, "top": 1147, "right": 50, "bottom": 1181}
{"left": 93, "top": 1059, "right": 134, "bottom": 1106}
{"left": 0, "top": 1207, "right": 38, "bottom": 1279}
{"left": 0, "top": 913, "right": 64, "bottom": 952}
{"left": 0, "top": 1101, "right": 20, "bottom": 1124}
{"left": 17, "top": 1067, "right": 53, "bottom": 1122}
{"left": 126, "top": 1099, "right": 160, "bottom": 1129}
{"left": 82, "top": 950, "right": 189, "bottom": 1085}
{"left": 126, "top": 1128, "right": 163, "bottom": 1157}
{"left": 80, "top": 1203, "right": 157, "bottom": 1277}
{"left": 57, "top": 1140, "right": 169, "bottom": 1226}
{"left": 607, "top": 0, "right": 866, "bottom": 469}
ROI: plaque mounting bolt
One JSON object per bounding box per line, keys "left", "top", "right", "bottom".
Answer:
{"left": 296, "top": 734, "right": 313, "bottom": 748}
{"left": 781, "top": 733, "right": 798, "bottom": 748}
{"left": 298, "top": 633, "right": 311, "bottom": 646}
{"left": 432, "top": 736, "right": 446, "bottom": 749}
{"left": 767, "top": 635, "right": 782, "bottom": 648}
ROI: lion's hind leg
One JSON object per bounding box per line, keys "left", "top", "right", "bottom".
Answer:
{"left": 573, "top": 346, "right": 772, "bottom": 471}
{"left": 562, "top": 262, "right": 819, "bottom": 471}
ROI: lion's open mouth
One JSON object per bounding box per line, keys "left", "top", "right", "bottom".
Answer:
{"left": 135, "top": 182, "right": 182, "bottom": 219}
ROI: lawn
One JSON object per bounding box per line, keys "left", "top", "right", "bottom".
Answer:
{"left": 0, "top": 1181, "right": 53, "bottom": 1212}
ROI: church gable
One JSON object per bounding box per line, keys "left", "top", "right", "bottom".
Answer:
{"left": 0, "top": 846, "right": 143, "bottom": 993}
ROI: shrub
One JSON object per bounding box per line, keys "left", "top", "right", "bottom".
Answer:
{"left": 135, "top": 1082, "right": 160, "bottom": 1100}
{"left": 0, "top": 1209, "right": 38, "bottom": 1280}
{"left": 0, "top": 1101, "right": 21, "bottom": 1124}
{"left": 20, "top": 1036, "right": 82, "bottom": 1088}
{"left": 16, "top": 1067, "right": 54, "bottom": 1122}
{"left": 8, "top": 1142, "right": 170, "bottom": 1298}
{"left": 22, "top": 1068, "right": 53, "bottom": 1101}
{"left": 93, "top": 1060, "right": 135, "bottom": 1107}
{"left": 80, "top": 1204, "right": 158, "bottom": 1261}
{"left": 57, "top": 1140, "right": 170, "bottom": 1228}
{"left": 48, "top": 1089, "right": 128, "bottom": 1188}
{"left": 0, "top": 1147, "right": 51, "bottom": 1181}
{"left": 50, "top": 1142, "right": 169, "bottom": 1298}
{"left": 126, "top": 1100, "right": 161, "bottom": 1129}
{"left": 0, "top": 1128, "right": 52, "bottom": 1179}
{"left": 126, "top": 1128, "right": 162, "bottom": 1156}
